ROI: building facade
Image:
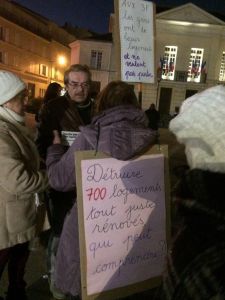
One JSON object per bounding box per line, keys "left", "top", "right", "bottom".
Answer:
{"left": 153, "top": 3, "right": 225, "bottom": 115}
{"left": 70, "top": 3, "right": 225, "bottom": 113}
{"left": 0, "top": 0, "right": 74, "bottom": 99}
{"left": 70, "top": 37, "right": 112, "bottom": 96}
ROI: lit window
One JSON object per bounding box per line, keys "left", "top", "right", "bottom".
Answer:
{"left": 39, "top": 88, "right": 46, "bottom": 98}
{"left": 161, "top": 46, "right": 177, "bottom": 81}
{"left": 40, "top": 64, "right": 48, "bottom": 76}
{"left": 187, "top": 48, "right": 204, "bottom": 83}
{"left": 29, "top": 62, "right": 36, "bottom": 74}
{"left": 219, "top": 51, "right": 225, "bottom": 81}
{"left": 90, "top": 50, "right": 102, "bottom": 69}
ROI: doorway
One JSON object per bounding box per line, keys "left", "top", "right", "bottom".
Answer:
{"left": 158, "top": 87, "right": 172, "bottom": 128}
{"left": 158, "top": 87, "right": 172, "bottom": 114}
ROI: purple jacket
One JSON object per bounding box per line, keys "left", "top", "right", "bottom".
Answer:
{"left": 46, "top": 105, "right": 157, "bottom": 296}
{"left": 46, "top": 105, "right": 156, "bottom": 192}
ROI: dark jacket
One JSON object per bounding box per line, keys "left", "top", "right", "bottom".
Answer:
{"left": 145, "top": 108, "right": 160, "bottom": 130}
{"left": 36, "top": 93, "right": 95, "bottom": 235}
{"left": 161, "top": 169, "right": 225, "bottom": 300}
{"left": 36, "top": 93, "right": 95, "bottom": 159}
{"left": 46, "top": 105, "right": 157, "bottom": 296}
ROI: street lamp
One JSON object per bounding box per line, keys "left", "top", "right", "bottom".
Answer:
{"left": 57, "top": 55, "right": 67, "bottom": 66}
{"left": 50, "top": 55, "right": 67, "bottom": 83}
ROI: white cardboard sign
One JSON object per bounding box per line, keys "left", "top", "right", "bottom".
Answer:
{"left": 118, "top": 0, "right": 155, "bottom": 83}
{"left": 80, "top": 154, "right": 167, "bottom": 295}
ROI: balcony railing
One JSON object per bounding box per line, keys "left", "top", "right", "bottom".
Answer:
{"left": 175, "top": 70, "right": 188, "bottom": 82}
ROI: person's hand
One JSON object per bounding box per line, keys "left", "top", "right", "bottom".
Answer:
{"left": 52, "top": 130, "right": 61, "bottom": 144}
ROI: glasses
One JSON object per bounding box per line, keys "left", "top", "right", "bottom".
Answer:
{"left": 68, "top": 81, "right": 90, "bottom": 89}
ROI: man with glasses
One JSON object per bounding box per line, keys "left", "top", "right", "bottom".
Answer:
{"left": 36, "top": 64, "right": 95, "bottom": 299}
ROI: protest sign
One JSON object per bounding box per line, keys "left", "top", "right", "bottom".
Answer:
{"left": 75, "top": 145, "right": 170, "bottom": 300}
{"left": 114, "top": 0, "right": 156, "bottom": 83}
{"left": 61, "top": 131, "right": 80, "bottom": 146}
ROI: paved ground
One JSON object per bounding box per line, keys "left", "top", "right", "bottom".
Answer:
{"left": 0, "top": 114, "right": 187, "bottom": 300}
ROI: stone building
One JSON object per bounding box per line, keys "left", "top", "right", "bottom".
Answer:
{"left": 70, "top": 3, "right": 225, "bottom": 114}
{"left": 0, "top": 0, "right": 76, "bottom": 98}
{"left": 107, "top": 3, "right": 225, "bottom": 113}
{"left": 153, "top": 3, "right": 225, "bottom": 115}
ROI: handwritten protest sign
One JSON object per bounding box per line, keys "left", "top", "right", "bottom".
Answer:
{"left": 114, "top": 0, "right": 155, "bottom": 83}
{"left": 75, "top": 146, "right": 170, "bottom": 300}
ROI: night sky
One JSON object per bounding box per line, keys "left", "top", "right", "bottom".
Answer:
{"left": 14, "top": 0, "right": 225, "bottom": 33}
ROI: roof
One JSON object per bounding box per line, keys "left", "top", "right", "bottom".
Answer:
{"left": 155, "top": 2, "right": 225, "bottom": 24}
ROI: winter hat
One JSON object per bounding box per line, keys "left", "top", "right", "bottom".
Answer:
{"left": 0, "top": 71, "right": 26, "bottom": 105}
{"left": 169, "top": 84, "right": 225, "bottom": 173}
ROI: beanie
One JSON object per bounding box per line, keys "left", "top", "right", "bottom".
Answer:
{"left": 0, "top": 71, "right": 26, "bottom": 105}
{"left": 169, "top": 85, "right": 225, "bottom": 173}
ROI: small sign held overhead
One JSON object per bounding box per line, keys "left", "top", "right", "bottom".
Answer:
{"left": 114, "top": 0, "right": 156, "bottom": 83}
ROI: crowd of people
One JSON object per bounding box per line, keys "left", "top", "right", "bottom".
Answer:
{"left": 0, "top": 66, "right": 224, "bottom": 300}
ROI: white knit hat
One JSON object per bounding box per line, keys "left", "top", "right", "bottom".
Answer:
{"left": 0, "top": 71, "right": 26, "bottom": 105}
{"left": 169, "top": 85, "right": 225, "bottom": 173}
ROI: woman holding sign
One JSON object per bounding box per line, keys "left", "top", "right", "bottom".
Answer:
{"left": 46, "top": 81, "right": 157, "bottom": 298}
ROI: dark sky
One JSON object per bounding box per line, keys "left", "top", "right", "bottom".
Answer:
{"left": 14, "top": 0, "right": 225, "bottom": 33}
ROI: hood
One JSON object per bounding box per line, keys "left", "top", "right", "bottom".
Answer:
{"left": 80, "top": 105, "right": 157, "bottom": 160}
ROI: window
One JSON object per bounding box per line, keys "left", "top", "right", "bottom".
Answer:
{"left": 0, "top": 27, "right": 4, "bottom": 40}
{"left": 0, "top": 27, "right": 9, "bottom": 41}
{"left": 29, "top": 62, "right": 36, "bottom": 74}
{"left": 40, "top": 64, "right": 48, "bottom": 76}
{"left": 0, "top": 51, "right": 8, "bottom": 64}
{"left": 15, "top": 32, "right": 21, "bottom": 47}
{"left": 51, "top": 67, "right": 58, "bottom": 80}
{"left": 161, "top": 46, "right": 177, "bottom": 81}
{"left": 13, "top": 55, "right": 20, "bottom": 67}
{"left": 90, "top": 50, "right": 102, "bottom": 69}
{"left": 219, "top": 51, "right": 225, "bottom": 81}
{"left": 28, "top": 83, "right": 35, "bottom": 99}
{"left": 39, "top": 88, "right": 46, "bottom": 98}
{"left": 187, "top": 48, "right": 204, "bottom": 83}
